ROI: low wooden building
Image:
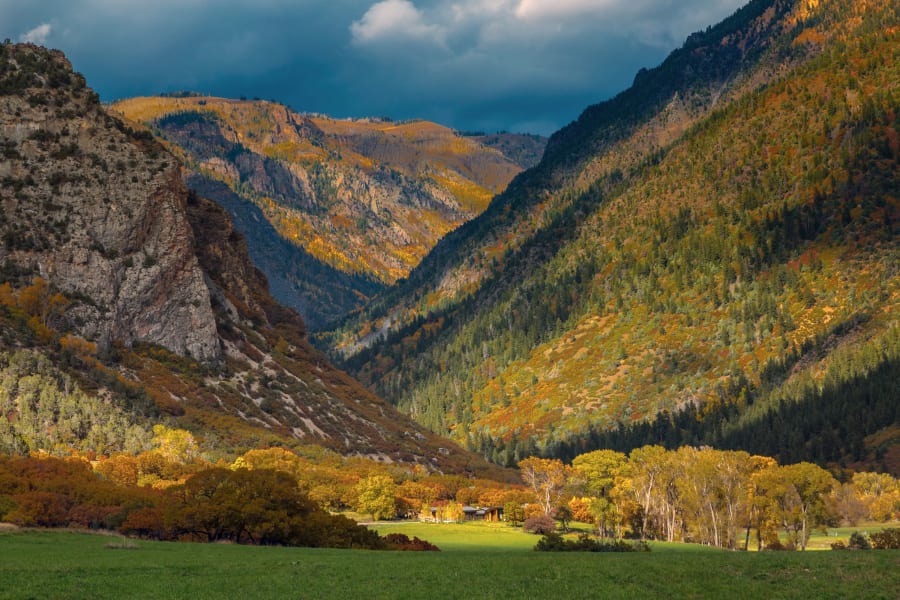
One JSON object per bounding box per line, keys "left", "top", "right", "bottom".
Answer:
{"left": 422, "top": 503, "right": 505, "bottom": 523}
{"left": 462, "top": 506, "right": 504, "bottom": 522}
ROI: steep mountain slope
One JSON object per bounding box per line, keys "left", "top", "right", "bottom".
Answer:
{"left": 324, "top": 0, "right": 804, "bottom": 354}
{"left": 326, "top": 0, "right": 900, "bottom": 470}
{"left": 111, "top": 97, "right": 525, "bottom": 328}
{"left": 0, "top": 42, "right": 498, "bottom": 474}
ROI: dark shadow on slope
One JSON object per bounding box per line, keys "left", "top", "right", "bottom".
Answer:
{"left": 186, "top": 174, "right": 382, "bottom": 330}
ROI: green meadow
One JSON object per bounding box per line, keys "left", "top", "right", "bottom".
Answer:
{"left": 1, "top": 525, "right": 899, "bottom": 599}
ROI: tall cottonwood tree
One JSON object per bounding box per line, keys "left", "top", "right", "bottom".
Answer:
{"left": 518, "top": 457, "right": 570, "bottom": 515}
{"left": 675, "top": 448, "right": 755, "bottom": 549}
{"left": 752, "top": 462, "right": 836, "bottom": 550}
{"left": 572, "top": 449, "right": 628, "bottom": 537}
{"left": 627, "top": 445, "right": 669, "bottom": 540}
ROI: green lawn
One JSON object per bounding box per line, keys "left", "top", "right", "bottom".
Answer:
{"left": 0, "top": 527, "right": 898, "bottom": 599}
{"left": 372, "top": 521, "right": 538, "bottom": 552}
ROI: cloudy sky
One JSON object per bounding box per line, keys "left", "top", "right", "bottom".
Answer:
{"left": 2, "top": 0, "right": 747, "bottom": 135}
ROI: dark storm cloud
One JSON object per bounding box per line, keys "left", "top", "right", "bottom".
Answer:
{"left": 0, "top": 0, "right": 746, "bottom": 134}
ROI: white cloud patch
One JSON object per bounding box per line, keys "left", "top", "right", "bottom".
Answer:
{"left": 514, "top": 0, "right": 618, "bottom": 21}
{"left": 19, "top": 23, "right": 52, "bottom": 45}
{"left": 345, "top": 0, "right": 748, "bottom": 130}
{"left": 351, "top": 0, "right": 745, "bottom": 55}
{"left": 350, "top": 0, "right": 442, "bottom": 45}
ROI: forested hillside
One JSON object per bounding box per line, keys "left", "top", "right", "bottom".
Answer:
{"left": 111, "top": 97, "right": 526, "bottom": 327}
{"left": 325, "top": 0, "right": 900, "bottom": 473}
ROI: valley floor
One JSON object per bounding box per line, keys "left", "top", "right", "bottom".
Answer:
{"left": 1, "top": 526, "right": 898, "bottom": 599}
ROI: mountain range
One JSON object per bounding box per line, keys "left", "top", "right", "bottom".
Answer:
{"left": 0, "top": 0, "right": 896, "bottom": 480}
{"left": 110, "top": 96, "right": 544, "bottom": 328}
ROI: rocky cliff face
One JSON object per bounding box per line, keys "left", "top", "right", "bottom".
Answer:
{"left": 183, "top": 173, "right": 382, "bottom": 329}
{"left": 0, "top": 44, "right": 219, "bottom": 360}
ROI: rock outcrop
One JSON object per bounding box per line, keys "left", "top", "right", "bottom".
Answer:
{"left": 0, "top": 44, "right": 219, "bottom": 360}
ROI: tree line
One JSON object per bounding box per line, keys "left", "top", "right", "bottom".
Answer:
{"left": 0, "top": 453, "right": 382, "bottom": 548}
{"left": 0, "top": 429, "right": 525, "bottom": 544}
{"left": 517, "top": 446, "right": 899, "bottom": 551}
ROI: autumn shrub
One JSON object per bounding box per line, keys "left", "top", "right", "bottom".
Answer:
{"left": 869, "top": 528, "right": 900, "bottom": 550}
{"left": 383, "top": 533, "right": 440, "bottom": 552}
{"left": 568, "top": 497, "right": 595, "bottom": 524}
{"left": 119, "top": 467, "right": 385, "bottom": 549}
{"left": 67, "top": 503, "right": 121, "bottom": 530}
{"left": 0, "top": 494, "right": 16, "bottom": 519}
{"left": 523, "top": 503, "right": 545, "bottom": 520}
{"left": 118, "top": 507, "right": 168, "bottom": 540}
{"left": 762, "top": 540, "right": 794, "bottom": 551}
{"left": 6, "top": 491, "right": 70, "bottom": 527}
{"left": 523, "top": 514, "right": 556, "bottom": 535}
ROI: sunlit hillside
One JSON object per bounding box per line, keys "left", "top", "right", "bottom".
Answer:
{"left": 326, "top": 0, "right": 900, "bottom": 471}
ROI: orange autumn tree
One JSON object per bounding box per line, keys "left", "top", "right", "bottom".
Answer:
{"left": 0, "top": 282, "right": 15, "bottom": 308}
{"left": 16, "top": 277, "right": 69, "bottom": 326}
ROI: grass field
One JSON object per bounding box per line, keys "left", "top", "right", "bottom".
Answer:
{"left": 1, "top": 525, "right": 898, "bottom": 599}
{"left": 371, "top": 521, "right": 539, "bottom": 552}
{"left": 371, "top": 520, "right": 891, "bottom": 553}
{"left": 803, "top": 523, "right": 891, "bottom": 551}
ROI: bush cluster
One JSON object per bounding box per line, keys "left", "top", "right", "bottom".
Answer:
{"left": 0, "top": 455, "right": 386, "bottom": 550}
{"left": 832, "top": 529, "right": 900, "bottom": 551}
{"left": 118, "top": 467, "right": 383, "bottom": 549}
{"left": 869, "top": 529, "right": 900, "bottom": 550}
{"left": 535, "top": 532, "right": 650, "bottom": 553}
